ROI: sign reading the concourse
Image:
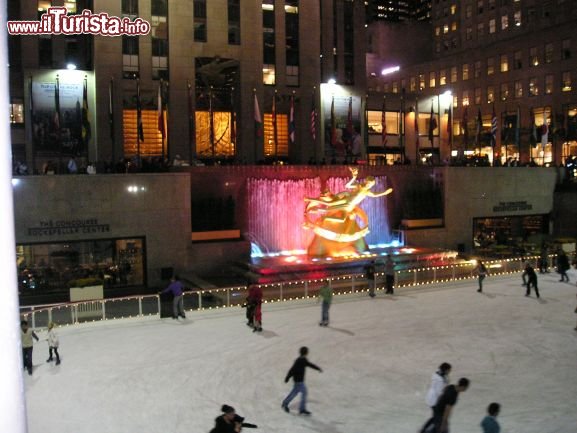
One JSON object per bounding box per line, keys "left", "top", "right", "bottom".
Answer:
{"left": 27, "top": 219, "right": 110, "bottom": 237}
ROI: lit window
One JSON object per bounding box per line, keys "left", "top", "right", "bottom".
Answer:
{"left": 451, "top": 5, "right": 457, "bottom": 15}
{"left": 450, "top": 66, "right": 457, "bottom": 83}
{"left": 453, "top": 95, "right": 458, "bottom": 108}
{"left": 489, "top": 19, "right": 496, "bottom": 34}
{"left": 500, "top": 83, "right": 509, "bottom": 101}
{"left": 514, "top": 10, "right": 521, "bottom": 26}
{"left": 392, "top": 82, "right": 399, "bottom": 93}
{"left": 263, "top": 113, "right": 288, "bottom": 157}
{"left": 530, "top": 46, "right": 539, "bottom": 66}
{"left": 443, "top": 24, "right": 449, "bottom": 34}
{"left": 410, "top": 76, "right": 416, "bottom": 92}
{"left": 435, "top": 26, "right": 441, "bottom": 36}
{"left": 263, "top": 64, "right": 275, "bottom": 85}
{"left": 429, "top": 72, "right": 436, "bottom": 88}
{"left": 64, "top": 0, "right": 76, "bottom": 13}
{"left": 477, "top": 22, "right": 484, "bottom": 38}
{"left": 462, "top": 64, "right": 469, "bottom": 80}
{"left": 9, "top": 102, "right": 24, "bottom": 124}
{"left": 462, "top": 90, "right": 470, "bottom": 106}
{"left": 195, "top": 111, "right": 236, "bottom": 157}
{"left": 514, "top": 80, "right": 523, "bottom": 98}
{"left": 487, "top": 86, "right": 495, "bottom": 103}
{"left": 562, "top": 71, "right": 572, "bottom": 92}
{"left": 474, "top": 60, "right": 481, "bottom": 79}
{"left": 501, "top": 15, "right": 508, "bottom": 30}
{"left": 419, "top": 73, "right": 425, "bottom": 90}
{"left": 500, "top": 54, "right": 509, "bottom": 72}
{"left": 440, "top": 69, "right": 447, "bottom": 86}
{"left": 545, "top": 75, "right": 554, "bottom": 94}
{"left": 487, "top": 58, "right": 494, "bottom": 75}
{"left": 123, "top": 109, "right": 164, "bottom": 156}
{"left": 529, "top": 77, "right": 539, "bottom": 96}
{"left": 474, "top": 87, "right": 481, "bottom": 105}
{"left": 451, "top": 22, "right": 457, "bottom": 31}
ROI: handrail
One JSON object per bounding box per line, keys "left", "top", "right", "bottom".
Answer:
{"left": 19, "top": 255, "right": 539, "bottom": 329}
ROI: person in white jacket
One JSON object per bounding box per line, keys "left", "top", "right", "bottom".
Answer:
{"left": 420, "top": 362, "right": 451, "bottom": 433}
{"left": 46, "top": 322, "right": 61, "bottom": 365}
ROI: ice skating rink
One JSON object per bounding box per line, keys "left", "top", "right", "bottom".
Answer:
{"left": 24, "top": 272, "right": 577, "bottom": 433}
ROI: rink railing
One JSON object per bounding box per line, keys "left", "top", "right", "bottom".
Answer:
{"left": 19, "top": 256, "right": 540, "bottom": 329}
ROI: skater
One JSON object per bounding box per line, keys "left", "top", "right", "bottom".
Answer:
{"left": 318, "top": 281, "right": 333, "bottom": 326}
{"left": 557, "top": 250, "right": 570, "bottom": 282}
{"left": 384, "top": 254, "right": 395, "bottom": 294}
{"left": 539, "top": 245, "right": 549, "bottom": 274}
{"left": 420, "top": 363, "right": 452, "bottom": 433}
{"left": 480, "top": 402, "right": 501, "bottom": 433}
{"left": 473, "top": 260, "right": 488, "bottom": 292}
{"left": 160, "top": 275, "right": 186, "bottom": 319}
{"left": 247, "top": 284, "right": 263, "bottom": 332}
{"left": 281, "top": 346, "right": 322, "bottom": 415}
{"left": 46, "top": 322, "right": 61, "bottom": 365}
{"left": 426, "top": 377, "right": 470, "bottom": 433}
{"left": 365, "top": 260, "right": 376, "bottom": 297}
{"left": 20, "top": 320, "right": 39, "bottom": 375}
{"left": 209, "top": 405, "right": 258, "bottom": 433}
{"left": 524, "top": 262, "right": 540, "bottom": 298}
{"left": 243, "top": 288, "right": 256, "bottom": 328}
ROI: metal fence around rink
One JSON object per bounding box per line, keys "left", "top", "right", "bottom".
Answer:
{"left": 19, "top": 256, "right": 543, "bottom": 329}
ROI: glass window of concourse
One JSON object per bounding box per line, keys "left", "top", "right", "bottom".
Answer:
{"left": 16, "top": 238, "right": 146, "bottom": 296}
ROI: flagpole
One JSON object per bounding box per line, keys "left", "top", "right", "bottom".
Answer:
{"left": 209, "top": 85, "right": 214, "bottom": 159}
{"left": 400, "top": 89, "right": 405, "bottom": 164}
{"left": 273, "top": 89, "right": 278, "bottom": 160}
{"left": 55, "top": 74, "right": 62, "bottom": 173}
{"left": 109, "top": 77, "right": 115, "bottom": 167}
{"left": 311, "top": 86, "right": 317, "bottom": 163}
{"left": 136, "top": 78, "right": 141, "bottom": 167}
{"left": 29, "top": 75, "right": 36, "bottom": 173}
{"left": 437, "top": 94, "right": 441, "bottom": 158}
{"left": 159, "top": 79, "right": 165, "bottom": 163}
{"left": 414, "top": 95, "right": 419, "bottom": 164}
{"left": 187, "top": 79, "right": 194, "bottom": 164}
{"left": 231, "top": 86, "right": 236, "bottom": 158}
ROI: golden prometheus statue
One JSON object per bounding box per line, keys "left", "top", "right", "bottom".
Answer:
{"left": 303, "top": 167, "right": 393, "bottom": 257}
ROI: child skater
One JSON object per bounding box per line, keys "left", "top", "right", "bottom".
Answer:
{"left": 46, "top": 322, "right": 61, "bottom": 365}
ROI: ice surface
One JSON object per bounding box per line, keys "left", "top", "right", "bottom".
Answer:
{"left": 24, "top": 271, "right": 577, "bottom": 433}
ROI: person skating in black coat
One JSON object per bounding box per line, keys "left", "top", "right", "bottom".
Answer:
{"left": 281, "top": 346, "right": 322, "bottom": 415}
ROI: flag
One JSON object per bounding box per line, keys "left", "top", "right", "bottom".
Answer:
{"left": 157, "top": 81, "right": 165, "bottom": 139}
{"left": 529, "top": 107, "right": 537, "bottom": 147}
{"left": 289, "top": 95, "right": 295, "bottom": 144}
{"left": 136, "top": 79, "right": 144, "bottom": 142}
{"left": 541, "top": 111, "right": 548, "bottom": 147}
{"left": 54, "top": 75, "right": 60, "bottom": 131}
{"left": 330, "top": 96, "right": 337, "bottom": 146}
{"left": 515, "top": 105, "right": 520, "bottom": 147}
{"left": 254, "top": 92, "right": 262, "bottom": 137}
{"left": 491, "top": 104, "right": 497, "bottom": 147}
{"left": 310, "top": 92, "right": 317, "bottom": 141}
{"left": 109, "top": 78, "right": 115, "bottom": 140}
{"left": 476, "top": 108, "right": 482, "bottom": 146}
{"left": 381, "top": 97, "right": 387, "bottom": 146}
{"left": 82, "top": 78, "right": 91, "bottom": 146}
{"left": 462, "top": 105, "right": 468, "bottom": 146}
{"left": 428, "top": 101, "right": 437, "bottom": 144}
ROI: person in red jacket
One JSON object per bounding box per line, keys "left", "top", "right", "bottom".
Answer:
{"left": 247, "top": 285, "right": 263, "bottom": 332}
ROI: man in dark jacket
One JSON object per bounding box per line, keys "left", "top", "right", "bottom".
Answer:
{"left": 523, "top": 263, "right": 540, "bottom": 298}
{"left": 427, "top": 377, "right": 469, "bottom": 433}
{"left": 281, "top": 346, "right": 322, "bottom": 415}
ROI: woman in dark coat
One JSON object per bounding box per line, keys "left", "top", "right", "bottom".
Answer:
{"left": 210, "top": 405, "right": 241, "bottom": 433}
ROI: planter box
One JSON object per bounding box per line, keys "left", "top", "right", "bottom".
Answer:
{"left": 70, "top": 285, "right": 104, "bottom": 321}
